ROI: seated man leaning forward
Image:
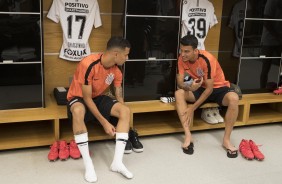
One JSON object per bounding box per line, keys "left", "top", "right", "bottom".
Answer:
{"left": 175, "top": 35, "right": 239, "bottom": 158}
{"left": 67, "top": 36, "right": 133, "bottom": 182}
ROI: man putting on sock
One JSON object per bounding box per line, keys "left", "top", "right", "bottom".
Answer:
{"left": 67, "top": 36, "right": 133, "bottom": 182}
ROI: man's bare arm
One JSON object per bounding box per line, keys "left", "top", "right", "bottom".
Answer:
{"left": 176, "top": 74, "right": 192, "bottom": 91}
{"left": 114, "top": 86, "right": 124, "bottom": 104}
{"left": 191, "top": 79, "right": 213, "bottom": 110}
{"left": 177, "top": 74, "right": 203, "bottom": 91}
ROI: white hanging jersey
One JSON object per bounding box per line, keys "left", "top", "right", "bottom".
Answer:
{"left": 47, "top": 0, "right": 102, "bottom": 61}
{"left": 229, "top": 0, "right": 247, "bottom": 57}
{"left": 181, "top": 0, "right": 218, "bottom": 50}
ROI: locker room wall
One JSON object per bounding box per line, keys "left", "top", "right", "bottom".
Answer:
{"left": 42, "top": 0, "right": 223, "bottom": 97}
{"left": 204, "top": 0, "right": 223, "bottom": 58}
{"left": 217, "top": 0, "right": 241, "bottom": 83}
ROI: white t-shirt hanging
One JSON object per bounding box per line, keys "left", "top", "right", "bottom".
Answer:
{"left": 47, "top": 0, "right": 102, "bottom": 61}
{"left": 181, "top": 0, "right": 218, "bottom": 50}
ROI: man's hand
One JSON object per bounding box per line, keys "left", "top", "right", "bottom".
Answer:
{"left": 181, "top": 106, "right": 194, "bottom": 127}
{"left": 102, "top": 121, "right": 116, "bottom": 136}
{"left": 190, "top": 77, "right": 203, "bottom": 91}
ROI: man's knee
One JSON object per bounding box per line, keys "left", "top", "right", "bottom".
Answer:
{"left": 123, "top": 105, "right": 131, "bottom": 117}
{"left": 71, "top": 106, "right": 85, "bottom": 119}
{"left": 115, "top": 104, "right": 131, "bottom": 127}
{"left": 226, "top": 93, "right": 239, "bottom": 106}
{"left": 72, "top": 106, "right": 84, "bottom": 115}
{"left": 118, "top": 104, "right": 131, "bottom": 118}
{"left": 175, "top": 89, "right": 185, "bottom": 100}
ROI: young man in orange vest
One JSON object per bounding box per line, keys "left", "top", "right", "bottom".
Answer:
{"left": 67, "top": 37, "right": 133, "bottom": 182}
{"left": 175, "top": 35, "right": 239, "bottom": 158}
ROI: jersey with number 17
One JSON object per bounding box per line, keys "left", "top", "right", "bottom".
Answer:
{"left": 47, "top": 0, "right": 102, "bottom": 61}
{"left": 181, "top": 0, "right": 218, "bottom": 50}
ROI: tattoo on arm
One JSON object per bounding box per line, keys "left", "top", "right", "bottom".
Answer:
{"left": 115, "top": 87, "right": 123, "bottom": 98}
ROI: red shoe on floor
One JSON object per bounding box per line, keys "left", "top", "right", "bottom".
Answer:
{"left": 59, "top": 140, "right": 69, "bottom": 160}
{"left": 239, "top": 139, "right": 254, "bottom": 160}
{"left": 48, "top": 141, "right": 59, "bottom": 161}
{"left": 249, "top": 140, "right": 265, "bottom": 161}
{"left": 273, "top": 85, "right": 282, "bottom": 95}
{"left": 69, "top": 140, "right": 81, "bottom": 159}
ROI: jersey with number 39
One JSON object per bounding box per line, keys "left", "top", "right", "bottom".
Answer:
{"left": 181, "top": 0, "right": 218, "bottom": 50}
{"left": 47, "top": 0, "right": 102, "bottom": 61}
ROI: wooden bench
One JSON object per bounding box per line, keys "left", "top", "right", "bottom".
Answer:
{"left": 0, "top": 96, "right": 58, "bottom": 150}
{"left": 125, "top": 98, "right": 247, "bottom": 135}
{"left": 126, "top": 94, "right": 282, "bottom": 135}
{"left": 0, "top": 93, "right": 281, "bottom": 150}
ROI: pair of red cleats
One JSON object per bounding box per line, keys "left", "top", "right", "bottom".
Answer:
{"left": 239, "top": 139, "right": 265, "bottom": 161}
{"left": 48, "top": 140, "right": 81, "bottom": 161}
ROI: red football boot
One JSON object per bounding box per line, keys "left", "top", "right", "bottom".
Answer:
{"left": 239, "top": 139, "right": 254, "bottom": 160}
{"left": 249, "top": 140, "right": 265, "bottom": 161}
{"left": 273, "top": 85, "right": 282, "bottom": 95}
{"left": 69, "top": 140, "right": 81, "bottom": 159}
{"left": 59, "top": 140, "right": 70, "bottom": 160}
{"left": 48, "top": 141, "right": 59, "bottom": 161}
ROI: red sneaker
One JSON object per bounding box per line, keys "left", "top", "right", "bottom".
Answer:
{"left": 249, "top": 140, "right": 265, "bottom": 161}
{"left": 273, "top": 86, "right": 282, "bottom": 95}
{"left": 48, "top": 141, "right": 59, "bottom": 161}
{"left": 59, "top": 140, "right": 69, "bottom": 160}
{"left": 239, "top": 139, "right": 254, "bottom": 160}
{"left": 69, "top": 140, "right": 81, "bottom": 159}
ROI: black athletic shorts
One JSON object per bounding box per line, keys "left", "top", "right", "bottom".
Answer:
{"left": 67, "top": 95, "right": 118, "bottom": 126}
{"left": 192, "top": 86, "right": 236, "bottom": 106}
